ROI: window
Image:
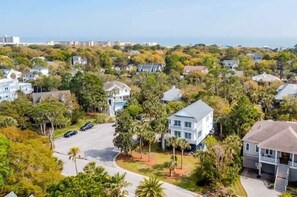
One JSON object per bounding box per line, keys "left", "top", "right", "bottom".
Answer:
{"left": 198, "top": 131, "right": 202, "bottom": 138}
{"left": 174, "top": 131, "right": 181, "bottom": 137}
{"left": 185, "top": 132, "right": 191, "bottom": 139}
{"left": 266, "top": 149, "right": 269, "bottom": 155}
{"left": 246, "top": 143, "right": 250, "bottom": 151}
{"left": 184, "top": 122, "right": 192, "bottom": 128}
{"left": 256, "top": 145, "right": 259, "bottom": 153}
{"left": 174, "top": 120, "right": 181, "bottom": 126}
{"left": 270, "top": 150, "right": 273, "bottom": 155}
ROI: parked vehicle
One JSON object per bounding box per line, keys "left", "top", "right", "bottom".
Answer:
{"left": 80, "top": 121, "right": 94, "bottom": 131}
{"left": 136, "top": 115, "right": 144, "bottom": 121}
{"left": 64, "top": 130, "right": 78, "bottom": 138}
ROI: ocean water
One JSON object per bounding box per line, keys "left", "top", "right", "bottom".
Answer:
{"left": 21, "top": 36, "right": 297, "bottom": 48}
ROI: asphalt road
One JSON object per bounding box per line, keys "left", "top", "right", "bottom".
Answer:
{"left": 54, "top": 123, "right": 197, "bottom": 197}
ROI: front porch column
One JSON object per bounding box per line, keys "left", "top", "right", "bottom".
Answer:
{"left": 275, "top": 150, "right": 278, "bottom": 163}
{"left": 258, "top": 163, "right": 262, "bottom": 176}
{"left": 293, "top": 154, "right": 295, "bottom": 167}
{"left": 259, "top": 147, "right": 261, "bottom": 161}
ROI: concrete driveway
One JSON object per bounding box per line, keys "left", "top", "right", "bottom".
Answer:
{"left": 54, "top": 123, "right": 197, "bottom": 197}
{"left": 240, "top": 169, "right": 281, "bottom": 197}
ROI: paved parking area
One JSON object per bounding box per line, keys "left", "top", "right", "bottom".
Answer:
{"left": 240, "top": 169, "right": 281, "bottom": 197}
{"left": 54, "top": 123, "right": 197, "bottom": 197}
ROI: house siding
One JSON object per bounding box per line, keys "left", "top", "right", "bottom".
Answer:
{"left": 168, "top": 111, "right": 213, "bottom": 146}
{"left": 289, "top": 168, "right": 297, "bottom": 181}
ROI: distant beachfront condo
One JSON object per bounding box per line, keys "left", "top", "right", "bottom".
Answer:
{"left": 167, "top": 100, "right": 214, "bottom": 150}
{"left": 0, "top": 78, "right": 33, "bottom": 102}
{"left": 104, "top": 81, "right": 131, "bottom": 116}
{"left": 0, "top": 36, "right": 20, "bottom": 44}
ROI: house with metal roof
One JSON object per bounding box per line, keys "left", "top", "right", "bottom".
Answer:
{"left": 242, "top": 120, "right": 297, "bottom": 192}
{"left": 252, "top": 72, "right": 281, "bottom": 83}
{"left": 247, "top": 53, "right": 263, "bottom": 63}
{"left": 275, "top": 84, "right": 297, "bottom": 102}
{"left": 136, "top": 63, "right": 164, "bottom": 73}
{"left": 161, "top": 86, "right": 182, "bottom": 103}
{"left": 167, "top": 100, "right": 213, "bottom": 150}
{"left": 222, "top": 60, "right": 239, "bottom": 70}
{"left": 104, "top": 81, "right": 131, "bottom": 116}
{"left": 72, "top": 56, "right": 87, "bottom": 65}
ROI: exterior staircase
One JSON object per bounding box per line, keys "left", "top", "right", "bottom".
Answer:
{"left": 274, "top": 164, "right": 289, "bottom": 192}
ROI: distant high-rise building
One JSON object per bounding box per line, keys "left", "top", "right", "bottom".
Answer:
{"left": 0, "top": 36, "right": 20, "bottom": 44}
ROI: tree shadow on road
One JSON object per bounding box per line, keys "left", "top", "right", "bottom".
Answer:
{"left": 84, "top": 147, "right": 118, "bottom": 162}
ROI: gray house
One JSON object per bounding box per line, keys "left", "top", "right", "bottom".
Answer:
{"left": 247, "top": 53, "right": 263, "bottom": 63}
{"left": 222, "top": 60, "right": 239, "bottom": 70}
{"left": 242, "top": 120, "right": 297, "bottom": 192}
{"left": 161, "top": 86, "right": 182, "bottom": 103}
{"left": 275, "top": 84, "right": 297, "bottom": 102}
{"left": 136, "top": 63, "right": 164, "bottom": 73}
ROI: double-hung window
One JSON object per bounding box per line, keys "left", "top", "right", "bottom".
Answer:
{"left": 246, "top": 143, "right": 250, "bottom": 151}
{"left": 184, "top": 122, "right": 192, "bottom": 128}
{"left": 185, "top": 132, "right": 191, "bottom": 139}
{"left": 174, "top": 120, "right": 181, "bottom": 127}
{"left": 174, "top": 131, "right": 181, "bottom": 137}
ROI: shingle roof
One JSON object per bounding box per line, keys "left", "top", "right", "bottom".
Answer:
{"left": 168, "top": 100, "right": 213, "bottom": 121}
{"left": 275, "top": 83, "right": 297, "bottom": 100}
{"left": 258, "top": 127, "right": 297, "bottom": 154}
{"left": 252, "top": 72, "right": 281, "bottom": 82}
{"left": 5, "top": 192, "right": 18, "bottom": 197}
{"left": 104, "top": 81, "right": 130, "bottom": 91}
{"left": 162, "top": 86, "right": 181, "bottom": 102}
{"left": 183, "top": 66, "right": 207, "bottom": 74}
{"left": 32, "top": 90, "right": 71, "bottom": 104}
{"left": 243, "top": 120, "right": 297, "bottom": 153}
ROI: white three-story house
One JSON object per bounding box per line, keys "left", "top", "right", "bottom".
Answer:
{"left": 167, "top": 100, "right": 213, "bottom": 150}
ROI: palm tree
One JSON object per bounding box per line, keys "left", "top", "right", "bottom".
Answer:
{"left": 132, "top": 121, "right": 148, "bottom": 159}
{"left": 178, "top": 138, "right": 191, "bottom": 169}
{"left": 166, "top": 136, "right": 179, "bottom": 163}
{"left": 144, "top": 130, "right": 156, "bottom": 162}
{"left": 136, "top": 177, "right": 166, "bottom": 197}
{"left": 108, "top": 173, "right": 131, "bottom": 197}
{"left": 155, "top": 118, "right": 168, "bottom": 150}
{"left": 68, "top": 146, "right": 80, "bottom": 175}
{"left": 83, "top": 161, "right": 96, "bottom": 174}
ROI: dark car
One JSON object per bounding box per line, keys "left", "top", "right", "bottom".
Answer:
{"left": 136, "top": 115, "right": 144, "bottom": 121}
{"left": 80, "top": 121, "right": 94, "bottom": 131}
{"left": 64, "top": 130, "right": 78, "bottom": 138}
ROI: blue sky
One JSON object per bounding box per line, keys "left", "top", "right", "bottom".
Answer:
{"left": 1, "top": 0, "right": 297, "bottom": 42}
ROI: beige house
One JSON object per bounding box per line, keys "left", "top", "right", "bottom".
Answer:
{"left": 242, "top": 120, "right": 297, "bottom": 192}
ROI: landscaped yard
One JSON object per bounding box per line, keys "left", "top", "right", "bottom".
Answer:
{"left": 116, "top": 143, "right": 247, "bottom": 196}
{"left": 230, "top": 177, "right": 248, "bottom": 197}
{"left": 116, "top": 144, "right": 203, "bottom": 193}
{"left": 53, "top": 117, "right": 95, "bottom": 139}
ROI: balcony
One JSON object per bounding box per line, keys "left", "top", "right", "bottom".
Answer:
{"left": 169, "top": 125, "right": 195, "bottom": 132}
{"left": 260, "top": 156, "right": 278, "bottom": 164}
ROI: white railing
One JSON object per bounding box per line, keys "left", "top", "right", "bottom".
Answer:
{"left": 274, "top": 165, "right": 280, "bottom": 189}
{"left": 260, "top": 156, "right": 277, "bottom": 164}
{"left": 289, "top": 161, "right": 297, "bottom": 168}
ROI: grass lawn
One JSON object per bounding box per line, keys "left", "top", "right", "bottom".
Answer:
{"left": 229, "top": 177, "right": 247, "bottom": 197}
{"left": 116, "top": 144, "right": 203, "bottom": 193}
{"left": 53, "top": 117, "right": 95, "bottom": 139}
